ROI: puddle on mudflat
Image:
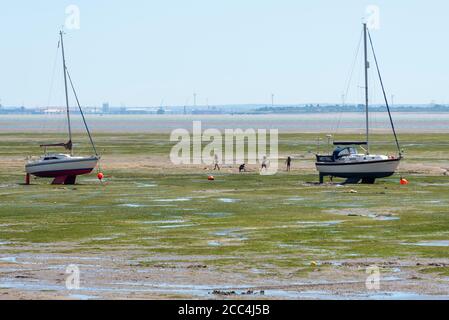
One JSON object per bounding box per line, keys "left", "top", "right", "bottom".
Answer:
{"left": 418, "top": 182, "right": 449, "bottom": 187}
{"left": 68, "top": 294, "right": 99, "bottom": 300}
{"left": 0, "top": 224, "right": 15, "bottom": 227}
{"left": 264, "top": 290, "right": 335, "bottom": 299}
{"left": 135, "top": 183, "right": 158, "bottom": 188}
{"left": 297, "top": 220, "right": 345, "bottom": 227}
{"left": 147, "top": 204, "right": 178, "bottom": 207}
{"left": 158, "top": 224, "right": 195, "bottom": 229}
{"left": 118, "top": 203, "right": 147, "bottom": 208}
{"left": 328, "top": 261, "right": 343, "bottom": 267}
{"left": 0, "top": 257, "right": 17, "bottom": 263}
{"left": 155, "top": 198, "right": 191, "bottom": 202}
{"left": 0, "top": 279, "right": 62, "bottom": 291}
{"left": 363, "top": 291, "right": 449, "bottom": 300}
{"left": 213, "top": 229, "right": 241, "bottom": 237}
{"left": 402, "top": 240, "right": 449, "bottom": 247}
{"left": 250, "top": 268, "right": 267, "bottom": 274}
{"left": 218, "top": 198, "right": 239, "bottom": 203}
{"left": 195, "top": 212, "right": 232, "bottom": 218}
{"left": 212, "top": 229, "right": 247, "bottom": 241}
{"left": 208, "top": 241, "right": 222, "bottom": 247}
{"left": 277, "top": 243, "right": 302, "bottom": 248}
{"left": 372, "top": 215, "right": 400, "bottom": 221}
{"left": 90, "top": 236, "right": 119, "bottom": 241}
{"left": 3, "top": 275, "right": 444, "bottom": 300}
{"left": 143, "top": 220, "right": 185, "bottom": 225}
{"left": 286, "top": 197, "right": 305, "bottom": 201}
{"left": 0, "top": 279, "right": 244, "bottom": 298}
{"left": 326, "top": 208, "right": 399, "bottom": 221}
{"left": 263, "top": 290, "right": 449, "bottom": 300}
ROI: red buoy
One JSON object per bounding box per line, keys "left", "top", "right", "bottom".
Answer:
{"left": 400, "top": 178, "right": 409, "bottom": 185}
{"left": 208, "top": 175, "right": 215, "bottom": 181}
{"left": 97, "top": 172, "right": 104, "bottom": 180}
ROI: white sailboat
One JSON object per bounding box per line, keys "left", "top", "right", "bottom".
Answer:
{"left": 25, "top": 31, "right": 100, "bottom": 185}
{"left": 316, "top": 23, "right": 402, "bottom": 184}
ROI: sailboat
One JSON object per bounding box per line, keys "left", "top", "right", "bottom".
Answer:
{"left": 315, "top": 23, "right": 402, "bottom": 184}
{"left": 25, "top": 31, "right": 100, "bottom": 185}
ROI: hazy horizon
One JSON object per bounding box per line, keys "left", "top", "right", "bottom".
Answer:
{"left": 1, "top": 1, "right": 448, "bottom": 107}
{"left": 1, "top": 113, "right": 449, "bottom": 134}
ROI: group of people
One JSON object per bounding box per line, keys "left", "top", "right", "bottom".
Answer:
{"left": 213, "top": 154, "right": 292, "bottom": 172}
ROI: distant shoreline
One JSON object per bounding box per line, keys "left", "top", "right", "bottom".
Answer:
{"left": 1, "top": 112, "right": 449, "bottom": 134}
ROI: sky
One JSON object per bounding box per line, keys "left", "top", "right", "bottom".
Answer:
{"left": 0, "top": 0, "right": 448, "bottom": 107}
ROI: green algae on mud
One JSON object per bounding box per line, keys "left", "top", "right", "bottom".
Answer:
{"left": 0, "top": 133, "right": 448, "bottom": 269}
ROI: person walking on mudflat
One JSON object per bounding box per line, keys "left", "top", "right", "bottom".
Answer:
{"left": 286, "top": 156, "right": 292, "bottom": 172}
{"left": 213, "top": 153, "right": 220, "bottom": 171}
{"left": 261, "top": 155, "right": 268, "bottom": 171}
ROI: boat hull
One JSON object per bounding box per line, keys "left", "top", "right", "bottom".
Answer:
{"left": 26, "top": 157, "right": 98, "bottom": 178}
{"left": 316, "top": 158, "right": 401, "bottom": 179}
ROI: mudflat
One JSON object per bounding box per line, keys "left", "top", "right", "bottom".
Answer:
{"left": 1, "top": 133, "right": 448, "bottom": 299}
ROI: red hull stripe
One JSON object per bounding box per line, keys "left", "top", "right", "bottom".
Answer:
{"left": 31, "top": 168, "right": 94, "bottom": 178}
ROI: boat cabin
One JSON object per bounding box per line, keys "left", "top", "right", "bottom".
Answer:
{"left": 332, "top": 146, "right": 358, "bottom": 161}
{"left": 43, "top": 154, "right": 70, "bottom": 160}
{"left": 316, "top": 141, "right": 367, "bottom": 163}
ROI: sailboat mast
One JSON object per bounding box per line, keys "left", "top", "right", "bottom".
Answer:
{"left": 60, "top": 31, "right": 73, "bottom": 155}
{"left": 363, "top": 23, "right": 370, "bottom": 154}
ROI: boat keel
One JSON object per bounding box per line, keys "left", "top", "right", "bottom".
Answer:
{"left": 361, "top": 177, "right": 376, "bottom": 184}
{"left": 343, "top": 177, "right": 362, "bottom": 184}
{"left": 52, "top": 175, "right": 77, "bottom": 185}
{"left": 319, "top": 173, "right": 377, "bottom": 185}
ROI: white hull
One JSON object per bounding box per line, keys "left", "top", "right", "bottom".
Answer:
{"left": 26, "top": 156, "right": 99, "bottom": 177}
{"left": 316, "top": 158, "right": 400, "bottom": 178}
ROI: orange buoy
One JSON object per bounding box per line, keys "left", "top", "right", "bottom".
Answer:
{"left": 208, "top": 175, "right": 215, "bottom": 181}
{"left": 400, "top": 178, "right": 409, "bottom": 185}
{"left": 97, "top": 172, "right": 104, "bottom": 180}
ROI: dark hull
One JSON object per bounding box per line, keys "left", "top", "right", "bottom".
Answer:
{"left": 32, "top": 168, "right": 94, "bottom": 178}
